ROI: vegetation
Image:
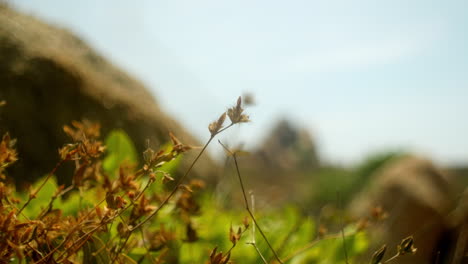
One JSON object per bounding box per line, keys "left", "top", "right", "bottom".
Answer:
{"left": 0, "top": 97, "right": 416, "bottom": 263}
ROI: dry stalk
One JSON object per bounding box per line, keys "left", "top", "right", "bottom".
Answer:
{"left": 219, "top": 140, "right": 284, "bottom": 264}
{"left": 110, "top": 122, "right": 236, "bottom": 262}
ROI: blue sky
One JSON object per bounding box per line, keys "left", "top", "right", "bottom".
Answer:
{"left": 11, "top": 0, "right": 468, "bottom": 166}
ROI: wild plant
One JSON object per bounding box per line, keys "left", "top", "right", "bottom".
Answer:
{"left": 0, "top": 97, "right": 416, "bottom": 263}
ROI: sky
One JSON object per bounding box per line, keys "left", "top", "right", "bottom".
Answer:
{"left": 10, "top": 0, "right": 468, "bottom": 166}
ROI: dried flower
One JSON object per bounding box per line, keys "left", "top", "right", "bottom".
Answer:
{"left": 208, "top": 112, "right": 227, "bottom": 136}
{"left": 168, "top": 132, "right": 193, "bottom": 156}
{"left": 0, "top": 133, "right": 18, "bottom": 179}
{"left": 227, "top": 96, "right": 249, "bottom": 124}
{"left": 60, "top": 120, "right": 105, "bottom": 162}
{"left": 63, "top": 120, "right": 100, "bottom": 141}
{"left": 370, "top": 245, "right": 387, "bottom": 264}
{"left": 398, "top": 236, "right": 417, "bottom": 255}
{"left": 229, "top": 225, "right": 243, "bottom": 246}
{"left": 242, "top": 216, "right": 250, "bottom": 229}
{"left": 161, "top": 173, "right": 175, "bottom": 184}
{"left": 209, "top": 246, "right": 231, "bottom": 264}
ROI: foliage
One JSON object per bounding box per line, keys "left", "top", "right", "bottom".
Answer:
{"left": 0, "top": 97, "right": 416, "bottom": 263}
{"left": 303, "top": 152, "right": 403, "bottom": 211}
{"left": 103, "top": 129, "right": 138, "bottom": 176}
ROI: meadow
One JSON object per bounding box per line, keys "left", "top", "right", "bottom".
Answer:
{"left": 0, "top": 97, "right": 420, "bottom": 264}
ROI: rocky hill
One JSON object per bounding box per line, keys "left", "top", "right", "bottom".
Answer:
{"left": 0, "top": 4, "right": 217, "bottom": 185}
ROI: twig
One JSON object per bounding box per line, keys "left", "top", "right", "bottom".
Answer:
{"left": 247, "top": 242, "right": 269, "bottom": 264}
{"left": 219, "top": 140, "right": 284, "bottom": 264}
{"left": 383, "top": 253, "right": 399, "bottom": 263}
{"left": 138, "top": 228, "right": 155, "bottom": 263}
{"left": 274, "top": 217, "right": 303, "bottom": 258}
{"left": 111, "top": 233, "right": 131, "bottom": 263}
{"left": 110, "top": 124, "right": 234, "bottom": 263}
{"left": 37, "top": 176, "right": 154, "bottom": 264}
{"left": 41, "top": 172, "right": 157, "bottom": 263}
{"left": 130, "top": 124, "right": 233, "bottom": 232}
{"left": 18, "top": 159, "right": 65, "bottom": 215}
{"left": 282, "top": 230, "right": 359, "bottom": 262}
{"left": 38, "top": 184, "right": 75, "bottom": 219}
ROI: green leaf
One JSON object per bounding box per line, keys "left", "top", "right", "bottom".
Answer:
{"left": 103, "top": 130, "right": 138, "bottom": 176}
{"left": 19, "top": 176, "right": 58, "bottom": 218}
{"left": 55, "top": 190, "right": 93, "bottom": 216}
{"left": 83, "top": 235, "right": 111, "bottom": 264}
{"left": 157, "top": 142, "right": 182, "bottom": 174}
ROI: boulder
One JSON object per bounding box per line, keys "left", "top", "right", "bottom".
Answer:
{"left": 0, "top": 4, "right": 216, "bottom": 185}
{"left": 255, "top": 119, "right": 319, "bottom": 172}
{"left": 441, "top": 187, "right": 468, "bottom": 263}
{"left": 350, "top": 156, "right": 455, "bottom": 264}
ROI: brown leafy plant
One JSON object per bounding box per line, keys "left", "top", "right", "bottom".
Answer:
{"left": 0, "top": 97, "right": 252, "bottom": 263}
{"left": 0, "top": 96, "right": 405, "bottom": 264}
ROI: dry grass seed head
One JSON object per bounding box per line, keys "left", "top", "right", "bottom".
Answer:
{"left": 227, "top": 96, "right": 250, "bottom": 124}
{"left": 208, "top": 112, "right": 227, "bottom": 136}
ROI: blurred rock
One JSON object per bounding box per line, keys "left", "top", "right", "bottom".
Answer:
{"left": 255, "top": 119, "right": 319, "bottom": 173}
{"left": 350, "top": 156, "right": 454, "bottom": 264}
{"left": 0, "top": 4, "right": 216, "bottom": 185}
{"left": 219, "top": 119, "right": 319, "bottom": 206}
{"left": 442, "top": 187, "right": 468, "bottom": 263}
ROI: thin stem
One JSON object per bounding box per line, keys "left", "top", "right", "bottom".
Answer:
{"left": 139, "top": 228, "right": 155, "bottom": 263}
{"left": 54, "top": 175, "right": 155, "bottom": 263}
{"left": 111, "top": 124, "right": 234, "bottom": 263}
{"left": 130, "top": 124, "right": 233, "bottom": 232}
{"left": 384, "top": 253, "right": 400, "bottom": 263}
{"left": 246, "top": 208, "right": 283, "bottom": 263}
{"left": 106, "top": 177, "right": 155, "bottom": 263}
{"left": 247, "top": 242, "right": 268, "bottom": 264}
{"left": 233, "top": 166, "right": 279, "bottom": 262}
{"left": 18, "top": 159, "right": 65, "bottom": 215}
{"left": 225, "top": 227, "right": 249, "bottom": 257}
{"left": 282, "top": 231, "right": 359, "bottom": 263}
{"left": 250, "top": 192, "right": 257, "bottom": 244}
{"left": 35, "top": 176, "right": 150, "bottom": 263}
{"left": 35, "top": 203, "right": 104, "bottom": 263}
{"left": 219, "top": 140, "right": 283, "bottom": 264}
{"left": 130, "top": 135, "right": 212, "bottom": 231}
{"left": 111, "top": 233, "right": 131, "bottom": 263}
{"left": 274, "top": 218, "right": 303, "bottom": 258}
{"left": 37, "top": 118, "right": 236, "bottom": 263}
{"left": 38, "top": 184, "right": 75, "bottom": 219}
{"left": 247, "top": 192, "right": 268, "bottom": 264}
